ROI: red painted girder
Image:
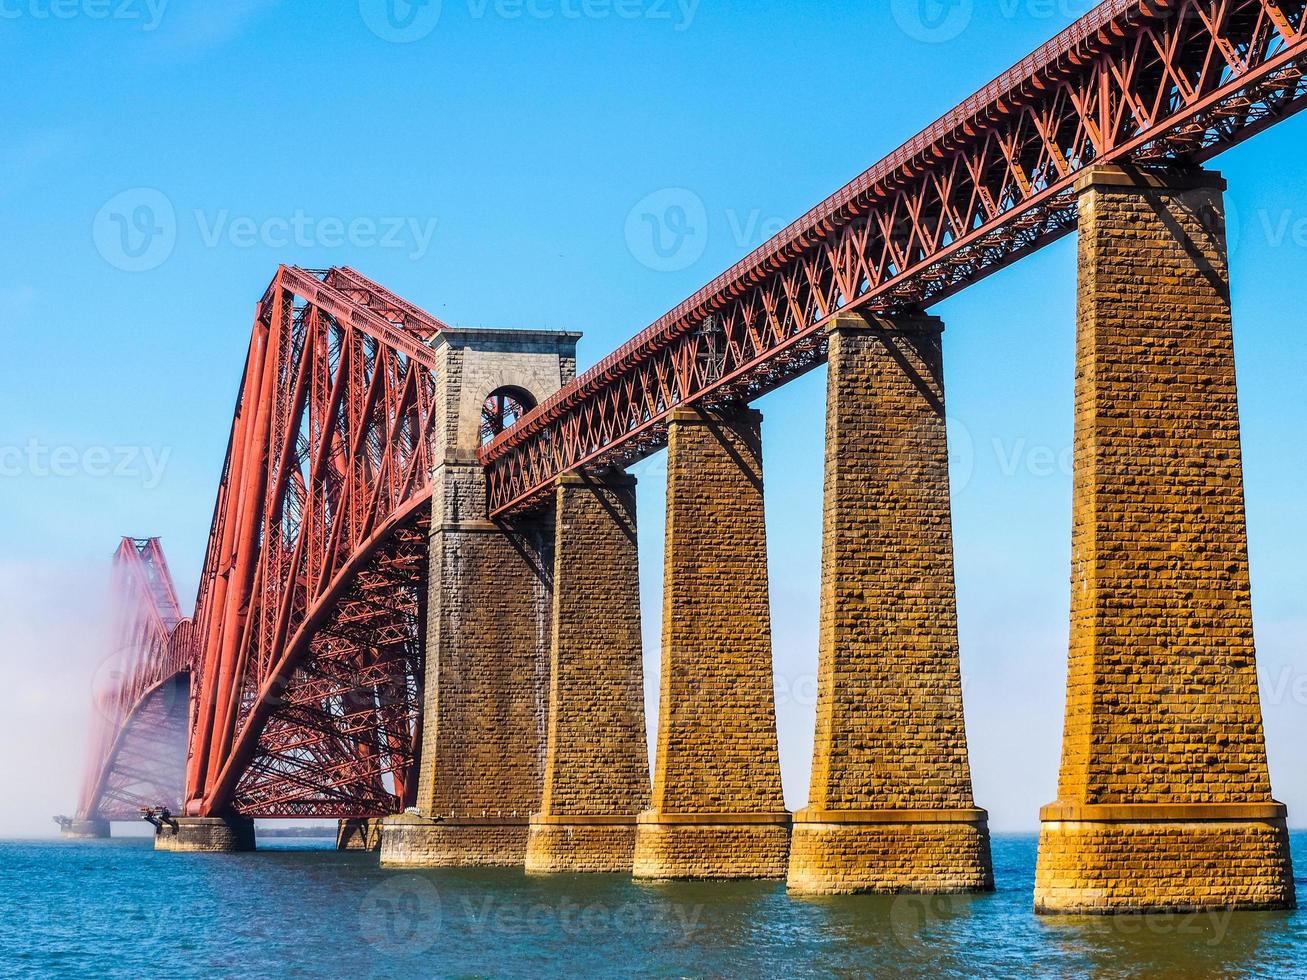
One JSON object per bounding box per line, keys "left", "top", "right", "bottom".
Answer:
{"left": 186, "top": 268, "right": 435, "bottom": 818}
{"left": 480, "top": 0, "right": 1307, "bottom": 515}
{"left": 326, "top": 266, "right": 450, "bottom": 339}
{"left": 78, "top": 538, "right": 195, "bottom": 822}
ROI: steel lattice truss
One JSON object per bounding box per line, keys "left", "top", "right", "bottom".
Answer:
{"left": 79, "top": 538, "right": 193, "bottom": 822}
{"left": 186, "top": 267, "right": 440, "bottom": 818}
{"left": 172, "top": 0, "right": 1307, "bottom": 820}
{"left": 480, "top": 0, "right": 1307, "bottom": 515}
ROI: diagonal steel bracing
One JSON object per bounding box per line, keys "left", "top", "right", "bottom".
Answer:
{"left": 178, "top": 0, "right": 1307, "bottom": 820}
{"left": 78, "top": 538, "right": 194, "bottom": 822}
{"left": 186, "top": 267, "right": 436, "bottom": 818}
{"left": 479, "top": 0, "right": 1307, "bottom": 516}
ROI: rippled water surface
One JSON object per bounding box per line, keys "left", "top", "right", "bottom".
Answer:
{"left": 1, "top": 833, "right": 1305, "bottom": 977}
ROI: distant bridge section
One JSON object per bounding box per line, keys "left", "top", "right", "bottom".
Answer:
{"left": 71, "top": 538, "right": 194, "bottom": 832}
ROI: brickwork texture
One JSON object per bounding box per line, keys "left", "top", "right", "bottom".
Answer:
{"left": 388, "top": 329, "right": 576, "bottom": 867}
{"left": 1034, "top": 164, "right": 1294, "bottom": 913}
{"left": 633, "top": 407, "right": 790, "bottom": 880}
{"left": 789, "top": 313, "right": 992, "bottom": 895}
{"left": 380, "top": 813, "right": 529, "bottom": 868}
{"left": 526, "top": 473, "right": 649, "bottom": 874}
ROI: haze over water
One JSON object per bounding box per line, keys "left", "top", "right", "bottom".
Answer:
{"left": 2, "top": 833, "right": 1305, "bottom": 977}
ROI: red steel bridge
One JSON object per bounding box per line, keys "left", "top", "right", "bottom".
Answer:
{"left": 73, "top": 0, "right": 1307, "bottom": 825}
{"left": 68, "top": 538, "right": 193, "bottom": 831}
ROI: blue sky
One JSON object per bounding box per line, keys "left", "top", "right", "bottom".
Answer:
{"left": 1, "top": 0, "right": 1304, "bottom": 835}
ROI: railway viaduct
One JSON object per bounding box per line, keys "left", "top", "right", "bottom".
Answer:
{"left": 73, "top": 0, "right": 1306, "bottom": 913}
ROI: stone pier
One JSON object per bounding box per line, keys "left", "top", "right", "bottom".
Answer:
{"left": 154, "top": 815, "right": 256, "bottom": 853}
{"left": 60, "top": 818, "right": 110, "bottom": 839}
{"left": 526, "top": 472, "right": 650, "bottom": 874}
{"left": 633, "top": 406, "right": 791, "bottom": 880}
{"left": 337, "top": 818, "right": 384, "bottom": 851}
{"left": 788, "top": 313, "right": 993, "bottom": 896}
{"left": 1034, "top": 165, "right": 1295, "bottom": 913}
{"left": 380, "top": 328, "right": 579, "bottom": 868}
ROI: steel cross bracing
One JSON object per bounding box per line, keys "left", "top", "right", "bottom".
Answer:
{"left": 480, "top": 0, "right": 1307, "bottom": 516}
{"left": 175, "top": 0, "right": 1307, "bottom": 820}
{"left": 186, "top": 266, "right": 438, "bottom": 818}
{"left": 78, "top": 538, "right": 194, "bottom": 822}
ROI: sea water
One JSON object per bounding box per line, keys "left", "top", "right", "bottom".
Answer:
{"left": 1, "top": 833, "right": 1305, "bottom": 977}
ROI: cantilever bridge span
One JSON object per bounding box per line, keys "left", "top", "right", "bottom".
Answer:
{"left": 79, "top": 0, "right": 1307, "bottom": 911}
{"left": 65, "top": 538, "right": 193, "bottom": 837}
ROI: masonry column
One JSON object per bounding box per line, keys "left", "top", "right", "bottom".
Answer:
{"left": 632, "top": 406, "right": 790, "bottom": 880}
{"left": 379, "top": 327, "right": 578, "bottom": 869}
{"left": 1034, "top": 165, "right": 1295, "bottom": 913}
{"left": 380, "top": 463, "right": 552, "bottom": 868}
{"left": 788, "top": 312, "right": 992, "bottom": 896}
{"left": 526, "top": 472, "right": 650, "bottom": 874}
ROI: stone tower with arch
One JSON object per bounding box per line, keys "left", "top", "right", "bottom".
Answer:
{"left": 382, "top": 326, "right": 581, "bottom": 866}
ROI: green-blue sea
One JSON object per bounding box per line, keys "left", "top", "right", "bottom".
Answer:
{"left": 2, "top": 833, "right": 1305, "bottom": 977}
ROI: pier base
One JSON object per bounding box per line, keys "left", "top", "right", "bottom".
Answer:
{"left": 154, "top": 815, "right": 255, "bottom": 853}
{"left": 633, "top": 813, "right": 792, "bottom": 880}
{"left": 788, "top": 809, "right": 993, "bottom": 895}
{"left": 337, "top": 818, "right": 384, "bottom": 852}
{"left": 1035, "top": 804, "right": 1295, "bottom": 913}
{"left": 61, "top": 819, "right": 110, "bottom": 840}
{"left": 379, "top": 813, "right": 529, "bottom": 868}
{"left": 526, "top": 816, "right": 639, "bottom": 875}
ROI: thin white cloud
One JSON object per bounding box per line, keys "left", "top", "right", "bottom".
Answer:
{"left": 154, "top": 0, "right": 283, "bottom": 51}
